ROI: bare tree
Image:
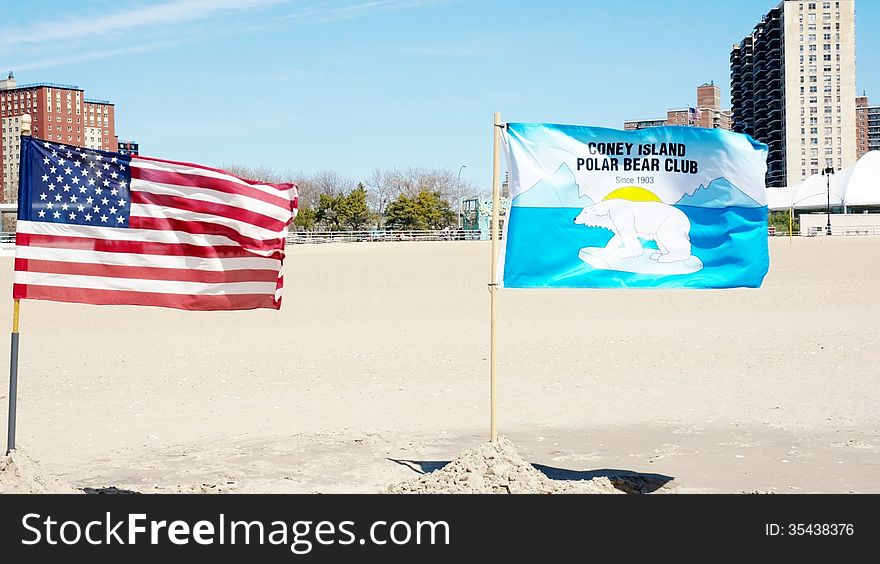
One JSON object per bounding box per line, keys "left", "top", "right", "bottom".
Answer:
{"left": 284, "top": 170, "right": 321, "bottom": 210}
{"left": 222, "top": 164, "right": 285, "bottom": 184}
{"left": 311, "top": 169, "right": 356, "bottom": 198}
{"left": 366, "top": 167, "right": 480, "bottom": 223}
{"left": 219, "top": 164, "right": 481, "bottom": 231}
{"left": 365, "top": 168, "right": 394, "bottom": 224}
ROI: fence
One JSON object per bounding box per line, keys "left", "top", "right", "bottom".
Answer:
{"left": 803, "top": 225, "right": 880, "bottom": 237}
{"left": 287, "top": 230, "right": 484, "bottom": 243}
{"left": 4, "top": 226, "right": 880, "bottom": 246}
{"left": 0, "top": 230, "right": 486, "bottom": 245}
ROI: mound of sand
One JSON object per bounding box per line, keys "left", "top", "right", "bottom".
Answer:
{"left": 388, "top": 437, "right": 621, "bottom": 494}
{"left": 0, "top": 449, "right": 80, "bottom": 494}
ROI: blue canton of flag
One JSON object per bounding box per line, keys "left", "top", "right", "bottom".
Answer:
{"left": 18, "top": 140, "right": 132, "bottom": 228}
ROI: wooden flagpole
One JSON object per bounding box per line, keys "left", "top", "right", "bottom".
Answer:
{"left": 7, "top": 114, "right": 29, "bottom": 454}
{"left": 489, "top": 112, "right": 502, "bottom": 444}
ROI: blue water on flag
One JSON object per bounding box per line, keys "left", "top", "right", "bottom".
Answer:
{"left": 503, "top": 205, "right": 769, "bottom": 289}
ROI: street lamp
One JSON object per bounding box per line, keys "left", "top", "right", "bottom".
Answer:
{"left": 457, "top": 164, "right": 468, "bottom": 229}
{"left": 822, "top": 166, "right": 835, "bottom": 236}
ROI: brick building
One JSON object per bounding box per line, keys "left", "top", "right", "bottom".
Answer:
{"left": 856, "top": 94, "right": 879, "bottom": 158}
{"left": 624, "top": 83, "right": 732, "bottom": 132}
{"left": 0, "top": 72, "right": 117, "bottom": 205}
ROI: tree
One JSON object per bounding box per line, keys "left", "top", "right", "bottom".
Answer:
{"left": 312, "top": 169, "right": 356, "bottom": 198}
{"left": 384, "top": 194, "right": 419, "bottom": 230}
{"left": 220, "top": 165, "right": 318, "bottom": 230}
{"left": 385, "top": 190, "right": 455, "bottom": 230}
{"left": 768, "top": 210, "right": 798, "bottom": 235}
{"left": 287, "top": 171, "right": 321, "bottom": 210}
{"left": 366, "top": 167, "right": 481, "bottom": 229}
{"left": 313, "top": 186, "right": 373, "bottom": 231}
{"left": 316, "top": 193, "right": 343, "bottom": 230}
{"left": 293, "top": 206, "right": 316, "bottom": 230}
{"left": 222, "top": 164, "right": 284, "bottom": 184}
{"left": 366, "top": 168, "right": 394, "bottom": 228}
{"left": 336, "top": 183, "right": 371, "bottom": 230}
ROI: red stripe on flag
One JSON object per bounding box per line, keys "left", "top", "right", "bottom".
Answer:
{"left": 17, "top": 232, "right": 277, "bottom": 260}
{"left": 131, "top": 167, "right": 294, "bottom": 210}
{"left": 15, "top": 258, "right": 281, "bottom": 284}
{"left": 130, "top": 191, "right": 290, "bottom": 232}
{"left": 13, "top": 283, "right": 280, "bottom": 311}
{"left": 133, "top": 155, "right": 295, "bottom": 192}
{"left": 128, "top": 216, "right": 285, "bottom": 254}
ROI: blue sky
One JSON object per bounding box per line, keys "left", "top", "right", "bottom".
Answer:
{"left": 2, "top": 0, "right": 878, "bottom": 193}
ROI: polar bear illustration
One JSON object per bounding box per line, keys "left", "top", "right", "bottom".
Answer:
{"left": 574, "top": 200, "right": 693, "bottom": 263}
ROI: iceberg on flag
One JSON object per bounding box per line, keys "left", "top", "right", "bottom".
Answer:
{"left": 499, "top": 123, "right": 769, "bottom": 289}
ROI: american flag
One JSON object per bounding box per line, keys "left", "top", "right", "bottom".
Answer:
{"left": 13, "top": 137, "right": 298, "bottom": 311}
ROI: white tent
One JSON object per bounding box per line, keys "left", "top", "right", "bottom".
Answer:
{"left": 767, "top": 151, "right": 880, "bottom": 211}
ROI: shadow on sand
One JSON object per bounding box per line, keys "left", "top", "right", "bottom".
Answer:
{"left": 388, "top": 459, "right": 674, "bottom": 494}
{"left": 82, "top": 486, "right": 143, "bottom": 495}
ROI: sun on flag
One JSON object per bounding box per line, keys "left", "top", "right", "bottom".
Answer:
{"left": 13, "top": 137, "right": 298, "bottom": 310}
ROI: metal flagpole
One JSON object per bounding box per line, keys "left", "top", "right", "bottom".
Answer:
{"left": 489, "top": 112, "right": 502, "bottom": 444}
{"left": 7, "top": 114, "right": 29, "bottom": 454}
{"left": 7, "top": 300, "right": 20, "bottom": 454}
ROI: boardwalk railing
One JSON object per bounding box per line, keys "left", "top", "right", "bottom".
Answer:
{"left": 802, "top": 225, "right": 880, "bottom": 237}
{"left": 6, "top": 226, "right": 879, "bottom": 246}
{"left": 0, "top": 230, "right": 486, "bottom": 245}
{"left": 286, "top": 230, "right": 484, "bottom": 244}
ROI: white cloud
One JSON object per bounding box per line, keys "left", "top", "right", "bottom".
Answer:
{"left": 12, "top": 41, "right": 186, "bottom": 72}
{"left": 0, "top": 0, "right": 287, "bottom": 47}
{"left": 284, "top": 0, "right": 452, "bottom": 22}
{"left": 402, "top": 37, "right": 501, "bottom": 57}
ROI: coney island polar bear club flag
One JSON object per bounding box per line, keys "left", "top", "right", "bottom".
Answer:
{"left": 499, "top": 123, "right": 770, "bottom": 289}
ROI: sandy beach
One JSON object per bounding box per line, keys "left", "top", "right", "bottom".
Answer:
{"left": 1, "top": 236, "right": 879, "bottom": 494}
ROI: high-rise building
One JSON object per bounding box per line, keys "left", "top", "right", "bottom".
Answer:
{"left": 856, "top": 94, "right": 879, "bottom": 157}
{"left": 0, "top": 72, "right": 118, "bottom": 205}
{"left": 732, "top": 0, "right": 857, "bottom": 187}
{"left": 857, "top": 95, "right": 870, "bottom": 157}
{"left": 868, "top": 106, "right": 880, "bottom": 153}
{"left": 623, "top": 83, "right": 732, "bottom": 131}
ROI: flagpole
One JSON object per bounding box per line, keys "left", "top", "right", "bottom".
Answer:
{"left": 489, "top": 112, "right": 502, "bottom": 444}
{"left": 7, "top": 300, "right": 20, "bottom": 454}
{"left": 789, "top": 206, "right": 793, "bottom": 243}
{"left": 7, "top": 114, "right": 29, "bottom": 454}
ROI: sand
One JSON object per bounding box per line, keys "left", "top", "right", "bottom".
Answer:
{"left": 388, "top": 436, "right": 620, "bottom": 494}
{"left": 0, "top": 449, "right": 78, "bottom": 494}
{"left": 0, "top": 236, "right": 879, "bottom": 493}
